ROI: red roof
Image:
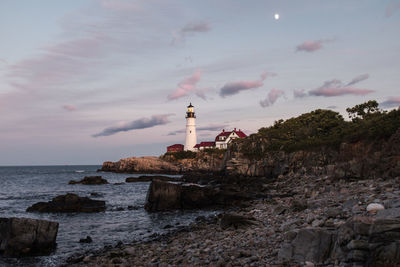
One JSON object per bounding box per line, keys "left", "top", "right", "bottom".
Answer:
{"left": 194, "top": 142, "right": 215, "bottom": 148}
{"left": 215, "top": 129, "right": 247, "bottom": 141}
{"left": 199, "top": 141, "right": 215, "bottom": 147}
{"left": 167, "top": 144, "right": 184, "bottom": 149}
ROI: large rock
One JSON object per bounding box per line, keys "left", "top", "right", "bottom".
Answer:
{"left": 100, "top": 157, "right": 180, "bottom": 174}
{"left": 26, "top": 193, "right": 106, "bottom": 213}
{"left": 278, "top": 228, "right": 335, "bottom": 263}
{"left": 0, "top": 217, "right": 58, "bottom": 257}
{"left": 69, "top": 176, "right": 108, "bottom": 185}
{"left": 100, "top": 152, "right": 224, "bottom": 174}
{"left": 144, "top": 178, "right": 252, "bottom": 212}
{"left": 144, "top": 179, "right": 219, "bottom": 212}
{"left": 125, "top": 175, "right": 181, "bottom": 183}
{"left": 279, "top": 216, "right": 400, "bottom": 266}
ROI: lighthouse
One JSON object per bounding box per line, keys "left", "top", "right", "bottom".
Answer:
{"left": 184, "top": 103, "right": 197, "bottom": 151}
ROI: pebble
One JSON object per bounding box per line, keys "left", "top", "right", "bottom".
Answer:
{"left": 74, "top": 176, "right": 400, "bottom": 266}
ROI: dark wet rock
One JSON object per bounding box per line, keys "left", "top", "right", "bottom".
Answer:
{"left": 163, "top": 224, "right": 173, "bottom": 229}
{"left": 79, "top": 236, "right": 92, "bottom": 243}
{"left": 291, "top": 199, "right": 308, "bottom": 212}
{"left": 376, "top": 207, "right": 400, "bottom": 219}
{"left": 220, "top": 213, "right": 257, "bottom": 230}
{"left": 125, "top": 175, "right": 181, "bottom": 183}
{"left": 278, "top": 228, "right": 335, "bottom": 263}
{"left": 113, "top": 182, "right": 124, "bottom": 185}
{"left": 26, "top": 193, "right": 106, "bottom": 213}
{"left": 0, "top": 217, "right": 58, "bottom": 257}
{"left": 144, "top": 179, "right": 220, "bottom": 212}
{"left": 90, "top": 192, "right": 103, "bottom": 197}
{"left": 69, "top": 176, "right": 108, "bottom": 185}
{"left": 279, "top": 216, "right": 400, "bottom": 266}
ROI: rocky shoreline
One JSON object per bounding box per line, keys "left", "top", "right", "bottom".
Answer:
{"left": 67, "top": 173, "right": 400, "bottom": 266}
{"left": 99, "top": 152, "right": 224, "bottom": 174}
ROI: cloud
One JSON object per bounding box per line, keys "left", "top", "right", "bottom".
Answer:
{"left": 386, "top": 1, "right": 400, "bottom": 17}
{"left": 167, "top": 124, "right": 228, "bottom": 136}
{"left": 293, "top": 89, "right": 307, "bottom": 98}
{"left": 168, "top": 70, "right": 208, "bottom": 100}
{"left": 326, "top": 105, "right": 338, "bottom": 109}
{"left": 346, "top": 73, "right": 369, "bottom": 86}
{"left": 181, "top": 22, "right": 211, "bottom": 34}
{"left": 63, "top": 105, "right": 76, "bottom": 111}
{"left": 172, "top": 21, "right": 211, "bottom": 44}
{"left": 93, "top": 114, "right": 173, "bottom": 137}
{"left": 380, "top": 96, "right": 400, "bottom": 108}
{"left": 296, "top": 39, "right": 332, "bottom": 52}
{"left": 219, "top": 71, "right": 276, "bottom": 97}
{"left": 260, "top": 88, "right": 285, "bottom": 107}
{"left": 309, "top": 78, "right": 374, "bottom": 97}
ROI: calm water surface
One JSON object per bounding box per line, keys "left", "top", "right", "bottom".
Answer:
{"left": 0, "top": 165, "right": 218, "bottom": 266}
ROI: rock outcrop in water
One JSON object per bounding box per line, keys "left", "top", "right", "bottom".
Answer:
{"left": 144, "top": 179, "right": 219, "bottom": 211}
{"left": 26, "top": 193, "right": 106, "bottom": 213}
{"left": 0, "top": 217, "right": 58, "bottom": 257}
{"left": 100, "top": 151, "right": 224, "bottom": 174}
{"left": 125, "top": 175, "right": 181, "bottom": 183}
{"left": 69, "top": 176, "right": 108, "bottom": 185}
{"left": 224, "top": 128, "right": 400, "bottom": 178}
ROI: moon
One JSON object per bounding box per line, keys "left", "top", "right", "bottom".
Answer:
{"left": 274, "top": 13, "right": 280, "bottom": 20}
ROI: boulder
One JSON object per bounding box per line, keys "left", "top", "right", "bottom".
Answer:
{"left": 219, "top": 213, "right": 257, "bottom": 230}
{"left": 125, "top": 175, "right": 181, "bottom": 183}
{"left": 26, "top": 193, "right": 106, "bottom": 213}
{"left": 366, "top": 203, "right": 385, "bottom": 214}
{"left": 69, "top": 176, "right": 108, "bottom": 185}
{"left": 278, "top": 228, "right": 335, "bottom": 263}
{"left": 0, "top": 217, "right": 58, "bottom": 257}
{"left": 144, "top": 179, "right": 219, "bottom": 212}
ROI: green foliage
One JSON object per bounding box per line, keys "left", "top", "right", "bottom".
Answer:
{"left": 234, "top": 100, "right": 400, "bottom": 159}
{"left": 202, "top": 148, "right": 226, "bottom": 156}
{"left": 164, "top": 150, "right": 197, "bottom": 160}
{"left": 345, "top": 100, "right": 380, "bottom": 121}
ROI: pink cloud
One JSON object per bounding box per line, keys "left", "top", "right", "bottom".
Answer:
{"left": 310, "top": 87, "right": 373, "bottom": 97}
{"left": 300, "top": 75, "right": 373, "bottom": 98}
{"left": 386, "top": 1, "right": 400, "bottom": 17}
{"left": 260, "top": 88, "right": 285, "bottom": 107}
{"left": 168, "top": 70, "right": 204, "bottom": 100}
{"left": 296, "top": 39, "right": 333, "bottom": 53}
{"left": 219, "top": 71, "right": 276, "bottom": 97}
{"left": 63, "top": 105, "right": 77, "bottom": 111}
{"left": 381, "top": 96, "right": 400, "bottom": 108}
{"left": 293, "top": 89, "right": 307, "bottom": 98}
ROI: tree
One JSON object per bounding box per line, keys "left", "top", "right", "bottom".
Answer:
{"left": 346, "top": 100, "right": 380, "bottom": 121}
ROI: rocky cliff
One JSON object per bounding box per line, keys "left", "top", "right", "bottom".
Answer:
{"left": 100, "top": 152, "right": 224, "bottom": 174}
{"left": 224, "top": 128, "right": 400, "bottom": 179}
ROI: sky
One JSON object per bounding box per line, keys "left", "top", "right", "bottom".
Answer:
{"left": 1, "top": 0, "right": 399, "bottom": 165}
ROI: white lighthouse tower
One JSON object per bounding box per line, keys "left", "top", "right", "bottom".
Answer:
{"left": 184, "top": 103, "right": 197, "bottom": 151}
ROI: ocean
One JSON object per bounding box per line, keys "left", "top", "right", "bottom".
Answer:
{"left": 0, "top": 165, "right": 218, "bottom": 266}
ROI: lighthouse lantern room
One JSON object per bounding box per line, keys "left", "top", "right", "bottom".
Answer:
{"left": 184, "top": 103, "right": 197, "bottom": 151}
